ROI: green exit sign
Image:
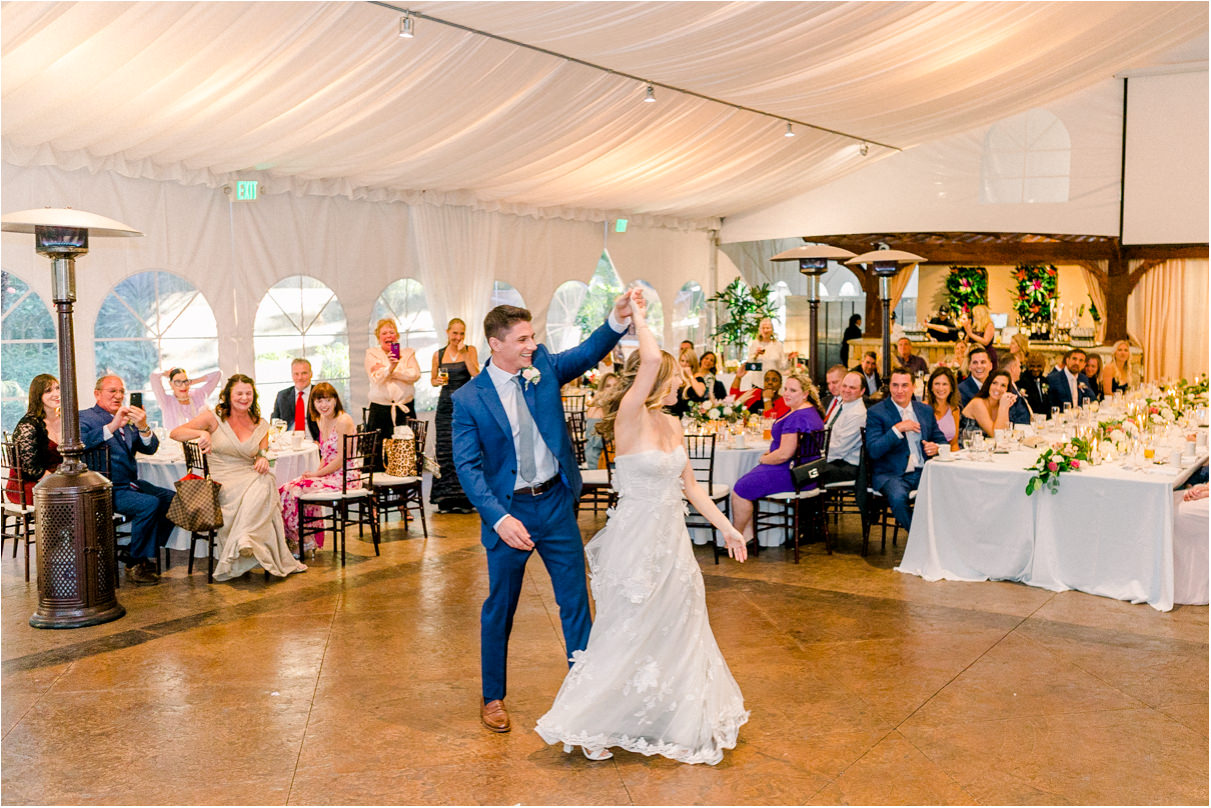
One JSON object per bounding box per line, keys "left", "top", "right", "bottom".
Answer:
{"left": 614, "top": 218, "right": 628, "bottom": 233}
{"left": 236, "top": 180, "right": 258, "bottom": 200}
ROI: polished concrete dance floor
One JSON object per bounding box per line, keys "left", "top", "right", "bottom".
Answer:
{"left": 2, "top": 511, "right": 1207, "bottom": 805}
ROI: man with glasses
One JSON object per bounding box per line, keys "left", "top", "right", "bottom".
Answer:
{"left": 80, "top": 375, "right": 175, "bottom": 585}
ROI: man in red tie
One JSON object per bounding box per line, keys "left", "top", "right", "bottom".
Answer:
{"left": 271, "top": 358, "right": 318, "bottom": 439}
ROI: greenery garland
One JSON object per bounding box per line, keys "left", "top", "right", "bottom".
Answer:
{"left": 1012, "top": 263, "right": 1058, "bottom": 326}
{"left": 944, "top": 266, "right": 988, "bottom": 315}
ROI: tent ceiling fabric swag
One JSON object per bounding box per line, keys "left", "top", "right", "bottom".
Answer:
{"left": 1, "top": 1, "right": 1205, "bottom": 225}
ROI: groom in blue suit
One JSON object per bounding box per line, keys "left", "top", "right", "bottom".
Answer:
{"left": 866, "top": 368, "right": 947, "bottom": 531}
{"left": 453, "top": 294, "right": 636, "bottom": 733}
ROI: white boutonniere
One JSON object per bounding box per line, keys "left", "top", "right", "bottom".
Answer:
{"left": 520, "top": 366, "right": 542, "bottom": 389}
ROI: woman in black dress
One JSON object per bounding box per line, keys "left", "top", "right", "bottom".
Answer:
{"left": 429, "top": 318, "right": 480, "bottom": 513}
{"left": 840, "top": 314, "right": 862, "bottom": 366}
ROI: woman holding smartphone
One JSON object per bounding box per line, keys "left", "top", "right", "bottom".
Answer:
{"left": 365, "top": 318, "right": 422, "bottom": 470}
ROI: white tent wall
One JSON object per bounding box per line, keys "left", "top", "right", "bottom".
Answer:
{"left": 1, "top": 161, "right": 713, "bottom": 410}
{"left": 720, "top": 79, "right": 1129, "bottom": 243}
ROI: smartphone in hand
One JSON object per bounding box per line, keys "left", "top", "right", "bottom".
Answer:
{"left": 389, "top": 342, "right": 401, "bottom": 360}
{"left": 130, "top": 392, "right": 143, "bottom": 409}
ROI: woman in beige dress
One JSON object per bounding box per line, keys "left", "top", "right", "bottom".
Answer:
{"left": 171, "top": 374, "right": 307, "bottom": 581}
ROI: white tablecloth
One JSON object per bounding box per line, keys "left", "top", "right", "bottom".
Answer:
{"left": 687, "top": 445, "right": 773, "bottom": 546}
{"left": 897, "top": 444, "right": 1208, "bottom": 612}
{"left": 137, "top": 442, "right": 320, "bottom": 553}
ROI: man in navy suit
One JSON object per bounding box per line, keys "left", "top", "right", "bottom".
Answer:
{"left": 270, "top": 358, "right": 320, "bottom": 440}
{"left": 866, "top": 368, "right": 947, "bottom": 531}
{"left": 1002, "top": 355, "right": 1033, "bottom": 425}
{"left": 1046, "top": 349, "right": 1097, "bottom": 412}
{"left": 453, "top": 293, "right": 636, "bottom": 733}
{"left": 958, "top": 347, "right": 993, "bottom": 408}
{"left": 80, "top": 375, "right": 175, "bottom": 586}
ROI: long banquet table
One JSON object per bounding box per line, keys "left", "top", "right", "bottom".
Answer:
{"left": 897, "top": 442, "right": 1207, "bottom": 612}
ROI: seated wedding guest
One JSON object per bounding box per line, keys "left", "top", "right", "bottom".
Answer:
{"left": 1083, "top": 353, "right": 1105, "bottom": 402}
{"left": 81, "top": 375, "right": 174, "bottom": 586}
{"left": 431, "top": 318, "right": 480, "bottom": 514}
{"left": 6, "top": 374, "right": 62, "bottom": 504}
{"left": 679, "top": 340, "right": 695, "bottom": 356}
{"left": 894, "top": 338, "right": 928, "bottom": 377}
{"left": 1007, "top": 332, "right": 1030, "bottom": 367}
{"left": 670, "top": 350, "right": 709, "bottom": 417}
{"left": 1046, "top": 349, "right": 1097, "bottom": 412}
{"left": 866, "top": 368, "right": 946, "bottom": 530}
{"left": 172, "top": 375, "right": 307, "bottom": 580}
{"left": 821, "top": 364, "right": 847, "bottom": 411}
{"left": 278, "top": 383, "right": 359, "bottom": 553}
{"left": 151, "top": 367, "right": 221, "bottom": 430}
{"left": 583, "top": 373, "right": 618, "bottom": 470}
{"left": 746, "top": 317, "right": 786, "bottom": 374}
{"left": 958, "top": 347, "right": 992, "bottom": 408}
{"left": 925, "top": 308, "right": 958, "bottom": 342}
{"left": 840, "top": 314, "right": 862, "bottom": 366}
{"left": 730, "top": 369, "right": 824, "bottom": 546}
{"left": 937, "top": 337, "right": 971, "bottom": 382}
{"left": 731, "top": 368, "right": 788, "bottom": 418}
{"left": 366, "top": 318, "right": 422, "bottom": 468}
{"left": 851, "top": 351, "right": 881, "bottom": 397}
{"left": 270, "top": 358, "right": 320, "bottom": 440}
{"left": 1019, "top": 352, "right": 1050, "bottom": 416}
{"left": 1174, "top": 484, "right": 1208, "bottom": 606}
{"left": 697, "top": 351, "right": 727, "bottom": 400}
{"left": 818, "top": 371, "right": 867, "bottom": 485}
{"left": 1101, "top": 340, "right": 1133, "bottom": 397}
{"left": 924, "top": 367, "right": 961, "bottom": 451}
{"left": 961, "top": 370, "right": 1018, "bottom": 437}
{"left": 1001, "top": 355, "right": 1033, "bottom": 425}
{"left": 959, "top": 304, "right": 997, "bottom": 368}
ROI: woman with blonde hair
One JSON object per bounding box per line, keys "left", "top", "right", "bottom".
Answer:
{"left": 1008, "top": 332, "right": 1030, "bottom": 366}
{"left": 430, "top": 317, "right": 479, "bottom": 513}
{"left": 536, "top": 289, "right": 748, "bottom": 765}
{"left": 1102, "top": 340, "right": 1133, "bottom": 396}
{"left": 746, "top": 317, "right": 787, "bottom": 374}
{"left": 365, "top": 317, "right": 422, "bottom": 470}
{"left": 961, "top": 304, "right": 998, "bottom": 369}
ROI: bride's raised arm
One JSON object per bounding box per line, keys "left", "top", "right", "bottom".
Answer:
{"left": 613, "top": 289, "right": 656, "bottom": 452}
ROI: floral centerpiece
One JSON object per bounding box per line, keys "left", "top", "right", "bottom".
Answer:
{"left": 1025, "top": 437, "right": 1093, "bottom": 495}
{"left": 1012, "top": 264, "right": 1058, "bottom": 336}
{"left": 686, "top": 398, "right": 747, "bottom": 426}
{"left": 944, "top": 266, "right": 988, "bottom": 315}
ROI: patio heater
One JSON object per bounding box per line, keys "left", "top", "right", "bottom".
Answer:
{"left": 2, "top": 208, "right": 143, "bottom": 628}
{"left": 771, "top": 244, "right": 855, "bottom": 383}
{"left": 845, "top": 248, "right": 925, "bottom": 394}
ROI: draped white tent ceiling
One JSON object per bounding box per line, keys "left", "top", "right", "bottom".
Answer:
{"left": 2, "top": 1, "right": 1207, "bottom": 228}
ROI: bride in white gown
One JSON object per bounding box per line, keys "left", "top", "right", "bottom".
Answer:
{"left": 536, "top": 290, "right": 749, "bottom": 765}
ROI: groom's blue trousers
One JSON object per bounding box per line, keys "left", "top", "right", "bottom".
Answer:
{"left": 481, "top": 480, "right": 591, "bottom": 703}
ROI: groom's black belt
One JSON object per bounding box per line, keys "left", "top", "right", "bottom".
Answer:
{"left": 514, "top": 476, "right": 559, "bottom": 496}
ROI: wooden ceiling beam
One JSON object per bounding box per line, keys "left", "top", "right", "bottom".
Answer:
{"left": 802, "top": 234, "right": 1119, "bottom": 264}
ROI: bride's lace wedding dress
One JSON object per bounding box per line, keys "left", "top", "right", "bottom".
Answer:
{"left": 536, "top": 447, "right": 748, "bottom": 765}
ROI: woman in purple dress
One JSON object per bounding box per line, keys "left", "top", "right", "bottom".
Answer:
{"left": 730, "top": 368, "right": 825, "bottom": 547}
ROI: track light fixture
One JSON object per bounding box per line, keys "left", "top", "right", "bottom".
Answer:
{"left": 859, "top": 142, "right": 869, "bottom": 156}
{"left": 785, "top": 122, "right": 795, "bottom": 138}
{"left": 399, "top": 12, "right": 414, "bottom": 38}
{"left": 643, "top": 85, "right": 656, "bottom": 103}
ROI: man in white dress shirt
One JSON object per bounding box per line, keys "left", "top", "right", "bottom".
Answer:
{"left": 819, "top": 372, "right": 867, "bottom": 485}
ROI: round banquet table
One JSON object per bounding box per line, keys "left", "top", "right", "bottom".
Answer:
{"left": 137, "top": 440, "right": 320, "bottom": 555}
{"left": 686, "top": 443, "right": 790, "bottom": 548}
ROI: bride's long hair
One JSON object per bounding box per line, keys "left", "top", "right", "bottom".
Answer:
{"left": 595, "top": 349, "right": 680, "bottom": 442}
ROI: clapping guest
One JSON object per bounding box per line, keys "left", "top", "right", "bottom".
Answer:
{"left": 731, "top": 369, "right": 788, "bottom": 418}
{"left": 271, "top": 358, "right": 320, "bottom": 440}
{"left": 730, "top": 369, "right": 825, "bottom": 546}
{"left": 80, "top": 375, "right": 174, "bottom": 586}
{"left": 278, "top": 383, "right": 360, "bottom": 553}
{"left": 366, "top": 318, "right": 422, "bottom": 469}
{"left": 430, "top": 318, "right": 480, "bottom": 514}
{"left": 866, "top": 369, "right": 946, "bottom": 530}
{"left": 171, "top": 375, "right": 306, "bottom": 580}
{"left": 6, "top": 375, "right": 62, "bottom": 504}
{"left": 1084, "top": 354, "right": 1105, "bottom": 402}
{"left": 961, "top": 370, "right": 1018, "bottom": 437}
{"left": 697, "top": 351, "right": 727, "bottom": 400}
{"left": 924, "top": 367, "right": 961, "bottom": 451}
{"left": 584, "top": 373, "right": 618, "bottom": 470}
{"left": 670, "top": 350, "right": 709, "bottom": 417}
{"left": 1102, "top": 340, "right": 1133, "bottom": 396}
{"left": 151, "top": 367, "right": 222, "bottom": 430}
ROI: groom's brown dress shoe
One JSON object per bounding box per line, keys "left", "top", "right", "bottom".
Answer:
{"left": 481, "top": 699, "right": 511, "bottom": 733}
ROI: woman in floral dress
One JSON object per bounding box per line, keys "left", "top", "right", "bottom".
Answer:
{"left": 278, "top": 383, "right": 358, "bottom": 553}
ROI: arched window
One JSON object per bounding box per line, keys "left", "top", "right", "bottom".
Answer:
{"left": 2, "top": 271, "right": 57, "bottom": 432}
{"left": 254, "top": 275, "right": 349, "bottom": 407}
{"left": 490, "top": 281, "right": 526, "bottom": 310}
{"left": 574, "top": 252, "right": 625, "bottom": 345}
{"left": 95, "top": 270, "right": 219, "bottom": 427}
{"left": 771, "top": 281, "right": 791, "bottom": 340}
{"left": 371, "top": 279, "right": 438, "bottom": 412}
{"left": 672, "top": 281, "right": 705, "bottom": 349}
{"left": 546, "top": 281, "right": 588, "bottom": 353}
{"left": 981, "top": 108, "right": 1071, "bottom": 204}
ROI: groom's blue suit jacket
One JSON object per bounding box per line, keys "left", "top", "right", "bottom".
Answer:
{"left": 452, "top": 321, "right": 623, "bottom": 549}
